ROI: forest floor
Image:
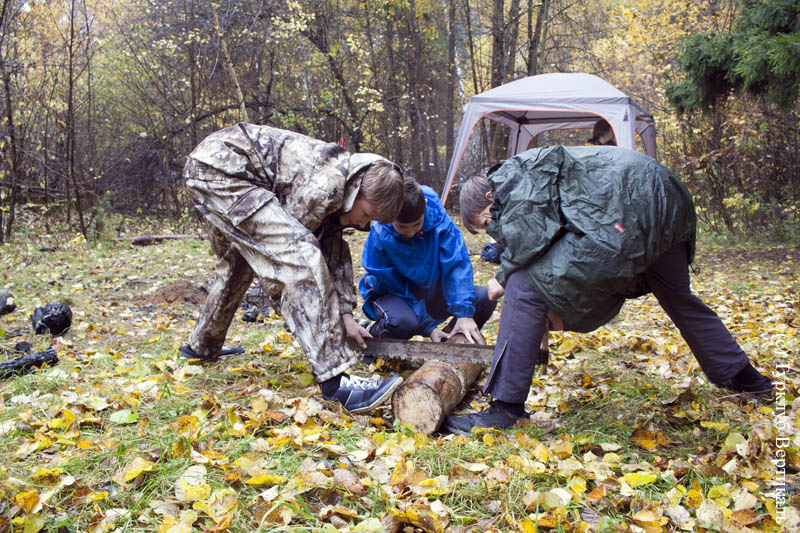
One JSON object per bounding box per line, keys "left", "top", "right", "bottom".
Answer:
{"left": 0, "top": 217, "right": 798, "bottom": 532}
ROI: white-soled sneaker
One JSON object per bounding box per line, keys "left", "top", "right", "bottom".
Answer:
{"left": 323, "top": 374, "right": 403, "bottom": 414}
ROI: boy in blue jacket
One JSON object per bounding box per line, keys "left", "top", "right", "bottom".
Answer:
{"left": 359, "top": 179, "right": 496, "bottom": 344}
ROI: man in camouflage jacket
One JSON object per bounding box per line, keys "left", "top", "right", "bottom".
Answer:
{"left": 181, "top": 123, "right": 405, "bottom": 414}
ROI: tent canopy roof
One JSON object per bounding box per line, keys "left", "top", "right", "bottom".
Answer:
{"left": 441, "top": 73, "right": 657, "bottom": 205}
{"left": 470, "top": 72, "right": 648, "bottom": 106}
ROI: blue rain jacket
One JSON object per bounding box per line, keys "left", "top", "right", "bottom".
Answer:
{"left": 359, "top": 186, "right": 476, "bottom": 335}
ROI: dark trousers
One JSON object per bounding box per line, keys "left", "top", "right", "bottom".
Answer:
{"left": 485, "top": 243, "right": 750, "bottom": 403}
{"left": 369, "top": 285, "right": 497, "bottom": 339}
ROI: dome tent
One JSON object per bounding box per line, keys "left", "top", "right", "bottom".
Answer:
{"left": 441, "top": 73, "right": 657, "bottom": 205}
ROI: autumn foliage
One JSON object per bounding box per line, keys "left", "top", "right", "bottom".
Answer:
{"left": 0, "top": 0, "right": 798, "bottom": 241}
{"left": 0, "top": 222, "right": 798, "bottom": 531}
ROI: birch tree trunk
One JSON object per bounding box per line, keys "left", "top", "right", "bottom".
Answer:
{"left": 210, "top": 1, "right": 248, "bottom": 122}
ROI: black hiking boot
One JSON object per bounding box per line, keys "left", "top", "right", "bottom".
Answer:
{"left": 179, "top": 345, "right": 245, "bottom": 361}
{"left": 443, "top": 402, "right": 529, "bottom": 435}
{"left": 728, "top": 363, "right": 773, "bottom": 400}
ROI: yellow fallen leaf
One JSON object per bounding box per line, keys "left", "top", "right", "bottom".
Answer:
{"left": 254, "top": 503, "right": 294, "bottom": 527}
{"left": 586, "top": 484, "right": 608, "bottom": 504}
{"left": 567, "top": 476, "right": 587, "bottom": 497}
{"left": 13, "top": 490, "right": 40, "bottom": 513}
{"left": 415, "top": 477, "right": 449, "bottom": 497}
{"left": 193, "top": 488, "right": 238, "bottom": 527}
{"left": 764, "top": 498, "right": 779, "bottom": 522}
{"left": 696, "top": 499, "right": 724, "bottom": 528}
{"left": 686, "top": 489, "right": 703, "bottom": 509}
{"left": 226, "top": 408, "right": 248, "bottom": 438}
{"left": 224, "top": 471, "right": 242, "bottom": 484}
{"left": 623, "top": 472, "right": 658, "bottom": 487}
{"left": 665, "top": 486, "right": 686, "bottom": 505}
{"left": 631, "top": 509, "right": 659, "bottom": 522}
{"left": 486, "top": 466, "right": 513, "bottom": 484}
{"left": 630, "top": 428, "right": 657, "bottom": 450}
{"left": 731, "top": 508, "right": 759, "bottom": 527}
{"left": 14, "top": 514, "right": 46, "bottom": 533}
{"left": 532, "top": 442, "right": 549, "bottom": 463}
{"left": 14, "top": 434, "right": 53, "bottom": 458}
{"left": 267, "top": 435, "right": 291, "bottom": 447}
{"left": 32, "top": 468, "right": 64, "bottom": 485}
{"left": 550, "top": 437, "right": 573, "bottom": 458}
{"left": 554, "top": 337, "right": 581, "bottom": 354}
{"left": 721, "top": 432, "right": 747, "bottom": 454}
{"left": 388, "top": 503, "right": 446, "bottom": 533}
{"left": 161, "top": 509, "right": 198, "bottom": 533}
{"left": 523, "top": 490, "right": 544, "bottom": 511}
{"left": 700, "top": 420, "right": 729, "bottom": 431}
{"left": 178, "top": 479, "right": 211, "bottom": 503}
{"left": 49, "top": 409, "right": 77, "bottom": 431}
{"left": 319, "top": 504, "right": 359, "bottom": 519}
{"left": 114, "top": 456, "right": 155, "bottom": 485}
{"left": 175, "top": 465, "right": 211, "bottom": 502}
{"left": 246, "top": 474, "right": 287, "bottom": 486}
{"left": 707, "top": 485, "right": 730, "bottom": 499}
{"left": 532, "top": 510, "right": 561, "bottom": 528}
{"left": 655, "top": 431, "right": 672, "bottom": 446}
{"left": 602, "top": 452, "right": 621, "bottom": 464}
{"left": 462, "top": 462, "right": 489, "bottom": 472}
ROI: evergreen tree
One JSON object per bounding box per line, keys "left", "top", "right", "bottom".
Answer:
{"left": 667, "top": 0, "right": 800, "bottom": 112}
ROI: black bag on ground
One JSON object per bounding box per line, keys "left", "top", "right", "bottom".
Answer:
{"left": 14, "top": 341, "right": 31, "bottom": 354}
{"left": 242, "top": 305, "right": 259, "bottom": 323}
{"left": 0, "top": 293, "right": 15, "bottom": 316}
{"left": 31, "top": 303, "right": 73, "bottom": 336}
{"left": 0, "top": 348, "right": 58, "bottom": 379}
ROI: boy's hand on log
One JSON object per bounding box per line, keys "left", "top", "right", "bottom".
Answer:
{"left": 447, "top": 317, "right": 484, "bottom": 344}
{"left": 342, "top": 313, "right": 372, "bottom": 349}
{"left": 487, "top": 279, "right": 505, "bottom": 301}
{"left": 428, "top": 329, "right": 447, "bottom": 343}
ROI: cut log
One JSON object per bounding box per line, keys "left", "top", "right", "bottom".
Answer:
{"left": 391, "top": 333, "right": 485, "bottom": 434}
{"left": 130, "top": 234, "right": 205, "bottom": 246}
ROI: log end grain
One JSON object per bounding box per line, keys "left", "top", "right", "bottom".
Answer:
{"left": 391, "top": 381, "right": 445, "bottom": 435}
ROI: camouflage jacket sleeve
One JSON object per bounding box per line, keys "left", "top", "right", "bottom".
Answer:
{"left": 315, "top": 221, "right": 357, "bottom": 315}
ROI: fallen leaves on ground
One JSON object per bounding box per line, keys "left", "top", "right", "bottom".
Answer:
{"left": 1, "top": 225, "right": 798, "bottom": 531}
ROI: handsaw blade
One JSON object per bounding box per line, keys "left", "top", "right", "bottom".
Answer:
{"left": 362, "top": 338, "right": 494, "bottom": 364}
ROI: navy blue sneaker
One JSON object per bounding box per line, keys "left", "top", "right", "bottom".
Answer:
{"left": 323, "top": 374, "right": 403, "bottom": 414}
{"left": 179, "top": 345, "right": 245, "bottom": 361}
{"left": 443, "top": 403, "right": 529, "bottom": 435}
